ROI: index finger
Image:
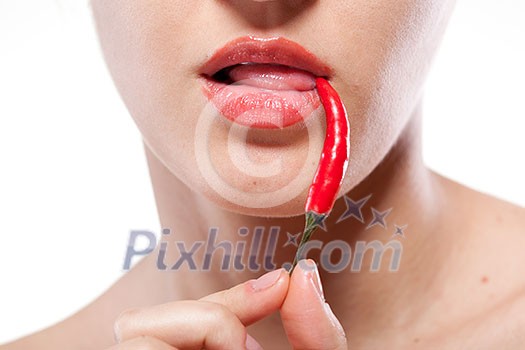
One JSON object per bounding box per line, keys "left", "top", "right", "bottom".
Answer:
{"left": 200, "top": 268, "right": 289, "bottom": 325}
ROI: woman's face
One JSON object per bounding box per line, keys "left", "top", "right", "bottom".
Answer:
{"left": 90, "top": 0, "right": 455, "bottom": 217}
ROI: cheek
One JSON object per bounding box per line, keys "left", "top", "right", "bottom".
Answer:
{"left": 323, "top": 0, "right": 454, "bottom": 191}
{"left": 90, "top": 0, "right": 202, "bottom": 128}
{"left": 89, "top": 1, "right": 202, "bottom": 187}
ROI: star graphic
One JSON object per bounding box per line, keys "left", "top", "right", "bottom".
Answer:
{"left": 366, "top": 207, "right": 393, "bottom": 230}
{"left": 283, "top": 232, "right": 300, "bottom": 247}
{"left": 309, "top": 212, "right": 328, "bottom": 231}
{"left": 392, "top": 224, "right": 408, "bottom": 238}
{"left": 336, "top": 194, "right": 372, "bottom": 224}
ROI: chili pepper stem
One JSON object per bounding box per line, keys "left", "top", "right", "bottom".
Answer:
{"left": 288, "top": 211, "right": 327, "bottom": 274}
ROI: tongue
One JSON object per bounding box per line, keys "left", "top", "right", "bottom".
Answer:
{"left": 228, "top": 64, "right": 316, "bottom": 91}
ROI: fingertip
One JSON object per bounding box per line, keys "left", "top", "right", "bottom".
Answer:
{"left": 281, "top": 259, "right": 347, "bottom": 350}
{"left": 200, "top": 268, "right": 290, "bottom": 326}
{"left": 296, "top": 259, "right": 324, "bottom": 298}
{"left": 248, "top": 268, "right": 287, "bottom": 293}
{"left": 245, "top": 268, "right": 290, "bottom": 311}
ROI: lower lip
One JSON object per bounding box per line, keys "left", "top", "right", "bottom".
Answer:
{"left": 200, "top": 79, "right": 321, "bottom": 129}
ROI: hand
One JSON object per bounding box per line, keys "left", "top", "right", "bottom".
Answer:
{"left": 281, "top": 259, "right": 347, "bottom": 350}
{"left": 108, "top": 259, "right": 347, "bottom": 349}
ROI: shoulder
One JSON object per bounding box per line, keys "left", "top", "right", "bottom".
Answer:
{"left": 443, "top": 175, "right": 525, "bottom": 291}
{"left": 434, "top": 172, "right": 524, "bottom": 239}
{"left": 436, "top": 290, "right": 525, "bottom": 349}
{"left": 426, "top": 174, "right": 525, "bottom": 348}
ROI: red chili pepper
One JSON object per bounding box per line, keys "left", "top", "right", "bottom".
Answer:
{"left": 289, "top": 77, "right": 350, "bottom": 273}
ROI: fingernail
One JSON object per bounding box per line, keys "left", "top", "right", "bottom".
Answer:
{"left": 251, "top": 269, "right": 282, "bottom": 292}
{"left": 299, "top": 259, "right": 324, "bottom": 300}
{"left": 245, "top": 334, "right": 264, "bottom": 350}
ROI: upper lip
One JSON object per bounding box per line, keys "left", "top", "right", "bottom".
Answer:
{"left": 199, "top": 35, "right": 333, "bottom": 78}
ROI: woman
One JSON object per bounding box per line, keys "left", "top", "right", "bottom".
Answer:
{"left": 2, "top": 0, "right": 524, "bottom": 349}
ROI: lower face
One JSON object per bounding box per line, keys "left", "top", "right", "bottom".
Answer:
{"left": 90, "top": 0, "right": 455, "bottom": 217}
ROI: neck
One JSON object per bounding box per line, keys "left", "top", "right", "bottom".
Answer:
{"left": 139, "top": 102, "right": 450, "bottom": 334}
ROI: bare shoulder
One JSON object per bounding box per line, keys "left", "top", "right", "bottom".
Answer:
{"left": 434, "top": 172, "right": 525, "bottom": 238}
{"left": 439, "top": 173, "right": 525, "bottom": 278}
{"left": 429, "top": 174, "right": 525, "bottom": 348}
{"left": 434, "top": 287, "right": 525, "bottom": 349}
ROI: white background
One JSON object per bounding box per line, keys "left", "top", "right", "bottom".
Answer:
{"left": 0, "top": 0, "right": 523, "bottom": 343}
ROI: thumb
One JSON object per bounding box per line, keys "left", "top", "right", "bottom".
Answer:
{"left": 281, "top": 259, "right": 347, "bottom": 350}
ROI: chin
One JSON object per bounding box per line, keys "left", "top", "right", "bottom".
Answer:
{"left": 199, "top": 183, "right": 309, "bottom": 218}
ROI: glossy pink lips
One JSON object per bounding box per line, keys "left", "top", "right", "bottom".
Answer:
{"left": 199, "top": 36, "right": 332, "bottom": 129}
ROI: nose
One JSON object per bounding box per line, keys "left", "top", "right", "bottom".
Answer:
{"left": 220, "top": 0, "right": 315, "bottom": 28}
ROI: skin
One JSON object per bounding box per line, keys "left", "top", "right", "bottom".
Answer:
{"left": 2, "top": 0, "right": 525, "bottom": 349}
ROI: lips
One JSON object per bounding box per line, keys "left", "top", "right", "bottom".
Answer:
{"left": 199, "top": 36, "right": 332, "bottom": 129}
